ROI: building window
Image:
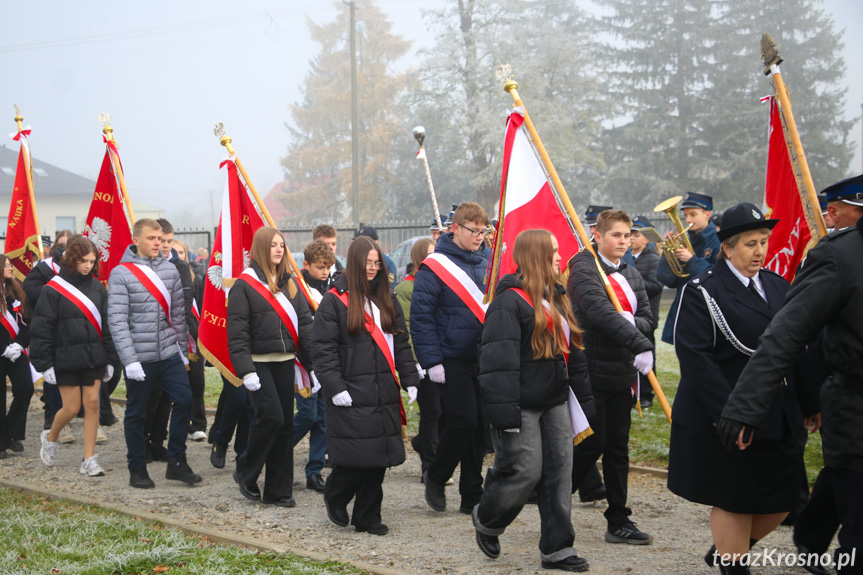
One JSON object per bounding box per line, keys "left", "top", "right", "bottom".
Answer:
{"left": 56, "top": 216, "right": 76, "bottom": 233}
{"left": 33, "top": 168, "right": 49, "bottom": 177}
{"left": 0, "top": 216, "right": 7, "bottom": 232}
{"left": 1, "top": 167, "right": 13, "bottom": 176}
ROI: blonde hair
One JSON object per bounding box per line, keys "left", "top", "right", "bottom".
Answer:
{"left": 250, "top": 228, "right": 297, "bottom": 298}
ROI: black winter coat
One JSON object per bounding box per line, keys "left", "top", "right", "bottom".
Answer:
{"left": 674, "top": 260, "right": 815, "bottom": 440}
{"left": 227, "top": 261, "right": 314, "bottom": 378}
{"left": 479, "top": 273, "right": 594, "bottom": 430}
{"left": 169, "top": 252, "right": 199, "bottom": 342}
{"left": 29, "top": 268, "right": 118, "bottom": 372}
{"left": 0, "top": 293, "right": 29, "bottom": 349}
{"left": 22, "top": 260, "right": 59, "bottom": 308}
{"left": 634, "top": 243, "right": 662, "bottom": 331}
{"left": 567, "top": 249, "right": 653, "bottom": 392}
{"left": 312, "top": 275, "right": 420, "bottom": 468}
{"left": 723, "top": 217, "right": 863, "bottom": 472}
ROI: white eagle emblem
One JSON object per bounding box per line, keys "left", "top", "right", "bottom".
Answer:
{"left": 83, "top": 217, "right": 112, "bottom": 262}
{"left": 206, "top": 249, "right": 250, "bottom": 290}
{"left": 752, "top": 209, "right": 762, "bottom": 219}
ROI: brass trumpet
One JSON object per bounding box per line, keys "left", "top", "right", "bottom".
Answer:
{"left": 654, "top": 196, "right": 696, "bottom": 278}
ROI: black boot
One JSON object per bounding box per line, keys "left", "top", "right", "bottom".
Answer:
{"left": 130, "top": 467, "right": 155, "bottom": 489}
{"left": 423, "top": 471, "right": 446, "bottom": 512}
{"left": 166, "top": 455, "right": 202, "bottom": 485}
{"left": 210, "top": 443, "right": 226, "bottom": 469}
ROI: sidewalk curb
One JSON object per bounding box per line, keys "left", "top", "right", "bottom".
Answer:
{"left": 0, "top": 477, "right": 410, "bottom": 575}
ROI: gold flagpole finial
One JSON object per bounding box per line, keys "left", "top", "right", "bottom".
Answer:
{"left": 496, "top": 64, "right": 520, "bottom": 100}
{"left": 98, "top": 113, "right": 114, "bottom": 142}
{"left": 214, "top": 122, "right": 235, "bottom": 155}
{"left": 761, "top": 33, "right": 783, "bottom": 76}
{"left": 13, "top": 104, "right": 23, "bottom": 132}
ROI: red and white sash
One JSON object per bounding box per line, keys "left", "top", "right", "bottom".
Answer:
{"left": 45, "top": 276, "right": 102, "bottom": 339}
{"left": 43, "top": 257, "right": 60, "bottom": 275}
{"left": 510, "top": 288, "right": 592, "bottom": 444}
{"left": 421, "top": 253, "right": 488, "bottom": 324}
{"left": 238, "top": 268, "right": 311, "bottom": 390}
{"left": 191, "top": 297, "right": 201, "bottom": 323}
{"left": 0, "top": 308, "right": 20, "bottom": 340}
{"left": 606, "top": 270, "right": 640, "bottom": 398}
{"left": 119, "top": 262, "right": 188, "bottom": 356}
{"left": 331, "top": 289, "right": 406, "bottom": 425}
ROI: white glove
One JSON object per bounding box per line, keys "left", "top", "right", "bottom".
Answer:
{"left": 415, "top": 362, "right": 426, "bottom": 379}
{"left": 125, "top": 362, "right": 146, "bottom": 381}
{"left": 633, "top": 351, "right": 653, "bottom": 375}
{"left": 43, "top": 367, "right": 57, "bottom": 385}
{"left": 428, "top": 364, "right": 446, "bottom": 384}
{"left": 407, "top": 386, "right": 418, "bottom": 405}
{"left": 103, "top": 364, "right": 114, "bottom": 382}
{"left": 243, "top": 372, "right": 261, "bottom": 392}
{"left": 332, "top": 390, "right": 353, "bottom": 407}
{"left": 503, "top": 428, "right": 520, "bottom": 433}
{"left": 180, "top": 354, "right": 189, "bottom": 367}
{"left": 620, "top": 311, "right": 635, "bottom": 326}
{"left": 310, "top": 372, "right": 322, "bottom": 395}
{"left": 2, "top": 343, "right": 23, "bottom": 362}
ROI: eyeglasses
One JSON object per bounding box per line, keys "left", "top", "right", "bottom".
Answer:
{"left": 459, "top": 224, "right": 490, "bottom": 238}
{"left": 365, "top": 260, "right": 383, "bottom": 270}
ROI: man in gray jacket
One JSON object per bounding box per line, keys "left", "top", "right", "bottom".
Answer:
{"left": 108, "top": 218, "right": 201, "bottom": 489}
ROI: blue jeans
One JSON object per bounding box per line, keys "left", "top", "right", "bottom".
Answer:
{"left": 293, "top": 390, "right": 326, "bottom": 477}
{"left": 123, "top": 354, "right": 192, "bottom": 472}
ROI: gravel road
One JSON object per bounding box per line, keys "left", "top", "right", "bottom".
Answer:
{"left": 0, "top": 392, "right": 834, "bottom": 575}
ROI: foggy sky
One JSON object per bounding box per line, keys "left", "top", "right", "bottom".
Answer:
{"left": 1, "top": 0, "right": 860, "bottom": 229}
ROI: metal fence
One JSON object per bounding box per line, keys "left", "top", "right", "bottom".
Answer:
{"left": 174, "top": 228, "right": 214, "bottom": 257}
{"left": 278, "top": 221, "right": 432, "bottom": 259}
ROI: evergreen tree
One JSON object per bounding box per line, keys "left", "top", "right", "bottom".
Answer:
{"left": 279, "top": 1, "right": 413, "bottom": 225}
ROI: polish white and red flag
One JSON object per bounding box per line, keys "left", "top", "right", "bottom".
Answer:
{"left": 83, "top": 137, "right": 133, "bottom": 284}
{"left": 491, "top": 108, "right": 582, "bottom": 280}
{"left": 197, "top": 156, "right": 264, "bottom": 386}
{"left": 762, "top": 96, "right": 811, "bottom": 282}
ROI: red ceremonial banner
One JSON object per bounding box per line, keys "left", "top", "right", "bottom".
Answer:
{"left": 491, "top": 109, "right": 582, "bottom": 283}
{"left": 197, "top": 157, "right": 264, "bottom": 386}
{"left": 763, "top": 97, "right": 811, "bottom": 283}
{"left": 83, "top": 141, "right": 133, "bottom": 285}
{"left": 5, "top": 132, "right": 40, "bottom": 281}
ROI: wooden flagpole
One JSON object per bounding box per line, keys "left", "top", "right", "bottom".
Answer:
{"left": 98, "top": 114, "right": 136, "bottom": 225}
{"left": 215, "top": 125, "right": 317, "bottom": 311}
{"left": 500, "top": 69, "right": 672, "bottom": 423}
{"left": 13, "top": 106, "right": 45, "bottom": 259}
{"left": 761, "top": 34, "right": 827, "bottom": 240}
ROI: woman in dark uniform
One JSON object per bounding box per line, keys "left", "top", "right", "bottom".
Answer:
{"left": 667, "top": 203, "right": 820, "bottom": 575}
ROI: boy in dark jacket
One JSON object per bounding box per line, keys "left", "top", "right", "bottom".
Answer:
{"left": 411, "top": 201, "right": 490, "bottom": 514}
{"left": 568, "top": 209, "right": 655, "bottom": 545}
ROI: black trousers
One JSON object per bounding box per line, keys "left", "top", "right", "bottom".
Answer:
{"left": 412, "top": 373, "right": 442, "bottom": 474}
{"left": 146, "top": 383, "right": 172, "bottom": 445}
{"left": 236, "top": 361, "right": 295, "bottom": 500}
{"left": 832, "top": 467, "right": 863, "bottom": 574}
{"left": 188, "top": 357, "right": 207, "bottom": 433}
{"left": 571, "top": 388, "right": 632, "bottom": 525}
{"left": 210, "top": 375, "right": 253, "bottom": 456}
{"left": 0, "top": 356, "right": 33, "bottom": 449}
{"left": 795, "top": 466, "right": 841, "bottom": 554}
{"left": 326, "top": 466, "right": 387, "bottom": 528}
{"left": 427, "top": 358, "right": 484, "bottom": 506}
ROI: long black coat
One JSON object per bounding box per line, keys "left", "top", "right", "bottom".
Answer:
{"left": 227, "top": 261, "right": 314, "bottom": 379}
{"left": 634, "top": 243, "right": 662, "bottom": 332}
{"left": 674, "top": 260, "right": 815, "bottom": 440}
{"left": 567, "top": 249, "right": 653, "bottom": 392}
{"left": 312, "top": 275, "right": 420, "bottom": 468}
{"left": 29, "top": 268, "right": 118, "bottom": 373}
{"left": 724, "top": 218, "right": 863, "bottom": 472}
{"left": 479, "top": 273, "right": 595, "bottom": 430}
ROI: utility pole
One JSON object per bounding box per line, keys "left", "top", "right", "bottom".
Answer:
{"left": 345, "top": 0, "right": 359, "bottom": 231}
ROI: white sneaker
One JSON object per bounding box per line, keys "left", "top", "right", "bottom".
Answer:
{"left": 188, "top": 430, "right": 207, "bottom": 442}
{"left": 96, "top": 427, "right": 107, "bottom": 444}
{"left": 40, "top": 430, "right": 59, "bottom": 467}
{"left": 79, "top": 454, "right": 105, "bottom": 477}
{"left": 59, "top": 427, "right": 74, "bottom": 444}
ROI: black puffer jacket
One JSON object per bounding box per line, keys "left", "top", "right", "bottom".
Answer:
{"left": 22, "top": 259, "right": 59, "bottom": 307}
{"left": 634, "top": 243, "right": 662, "bottom": 331}
{"left": 29, "top": 268, "right": 118, "bottom": 372}
{"left": 479, "top": 273, "right": 594, "bottom": 430}
{"left": 567, "top": 249, "right": 653, "bottom": 392}
{"left": 312, "top": 275, "right": 420, "bottom": 468}
{"left": 227, "top": 261, "right": 314, "bottom": 378}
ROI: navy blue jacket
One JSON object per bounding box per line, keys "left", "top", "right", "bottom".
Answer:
{"left": 411, "top": 232, "right": 489, "bottom": 367}
{"left": 657, "top": 221, "right": 720, "bottom": 344}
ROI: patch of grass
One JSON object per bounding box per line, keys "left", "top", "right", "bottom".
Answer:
{"left": 0, "top": 487, "right": 366, "bottom": 575}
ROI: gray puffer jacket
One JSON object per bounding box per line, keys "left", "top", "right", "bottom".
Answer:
{"left": 107, "top": 245, "right": 188, "bottom": 366}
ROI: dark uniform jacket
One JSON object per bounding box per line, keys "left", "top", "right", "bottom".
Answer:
{"left": 30, "top": 268, "right": 118, "bottom": 373}
{"left": 227, "top": 261, "right": 314, "bottom": 379}
{"left": 411, "top": 232, "right": 489, "bottom": 368}
{"left": 312, "top": 274, "right": 420, "bottom": 468}
{"left": 567, "top": 248, "right": 653, "bottom": 393}
{"left": 723, "top": 217, "right": 863, "bottom": 472}
{"left": 479, "top": 273, "right": 594, "bottom": 430}
{"left": 0, "top": 294, "right": 29, "bottom": 350}
{"left": 657, "top": 221, "right": 720, "bottom": 344}
{"left": 674, "top": 260, "right": 815, "bottom": 439}
{"left": 22, "top": 260, "right": 58, "bottom": 308}
{"left": 169, "top": 250, "right": 199, "bottom": 344}
{"left": 634, "top": 243, "right": 662, "bottom": 331}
